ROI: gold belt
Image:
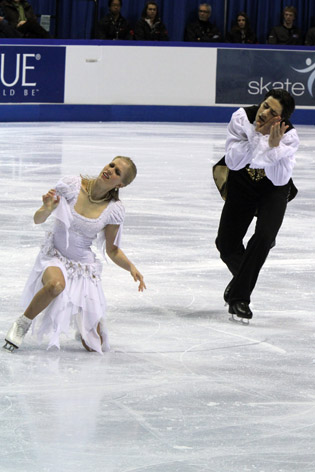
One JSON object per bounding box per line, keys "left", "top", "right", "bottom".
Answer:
{"left": 246, "top": 168, "right": 266, "bottom": 181}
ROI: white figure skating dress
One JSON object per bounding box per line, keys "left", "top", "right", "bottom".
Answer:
{"left": 21, "top": 176, "right": 125, "bottom": 354}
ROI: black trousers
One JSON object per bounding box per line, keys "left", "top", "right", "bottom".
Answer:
{"left": 215, "top": 168, "right": 291, "bottom": 303}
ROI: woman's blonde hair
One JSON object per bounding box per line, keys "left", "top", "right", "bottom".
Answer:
{"left": 81, "top": 156, "right": 137, "bottom": 202}
{"left": 116, "top": 156, "right": 137, "bottom": 186}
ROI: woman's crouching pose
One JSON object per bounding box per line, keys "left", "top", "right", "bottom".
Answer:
{"left": 4, "top": 156, "right": 146, "bottom": 354}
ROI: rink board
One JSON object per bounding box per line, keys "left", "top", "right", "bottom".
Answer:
{"left": 0, "top": 40, "right": 314, "bottom": 123}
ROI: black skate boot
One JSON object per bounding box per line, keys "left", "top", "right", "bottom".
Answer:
{"left": 229, "top": 301, "right": 253, "bottom": 324}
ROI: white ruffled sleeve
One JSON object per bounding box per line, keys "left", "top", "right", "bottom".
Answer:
{"left": 225, "top": 108, "right": 255, "bottom": 170}
{"left": 110, "top": 201, "right": 125, "bottom": 247}
{"left": 96, "top": 200, "right": 126, "bottom": 257}
{"left": 250, "top": 128, "right": 299, "bottom": 185}
{"left": 54, "top": 176, "right": 80, "bottom": 200}
{"left": 51, "top": 176, "right": 79, "bottom": 248}
{"left": 225, "top": 108, "right": 299, "bottom": 186}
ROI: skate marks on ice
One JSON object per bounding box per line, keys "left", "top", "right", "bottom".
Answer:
{"left": 0, "top": 122, "right": 314, "bottom": 472}
{"left": 109, "top": 282, "right": 287, "bottom": 357}
{"left": 119, "top": 463, "right": 208, "bottom": 472}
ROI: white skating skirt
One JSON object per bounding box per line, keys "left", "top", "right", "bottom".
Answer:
{"left": 21, "top": 232, "right": 109, "bottom": 354}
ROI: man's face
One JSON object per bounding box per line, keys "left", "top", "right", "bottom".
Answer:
{"left": 146, "top": 4, "right": 157, "bottom": 20}
{"left": 255, "top": 96, "right": 283, "bottom": 126}
{"left": 283, "top": 11, "right": 295, "bottom": 27}
{"left": 110, "top": 1, "right": 121, "bottom": 16}
{"left": 198, "top": 6, "right": 211, "bottom": 22}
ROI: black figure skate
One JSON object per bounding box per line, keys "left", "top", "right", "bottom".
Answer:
{"left": 228, "top": 302, "right": 253, "bottom": 325}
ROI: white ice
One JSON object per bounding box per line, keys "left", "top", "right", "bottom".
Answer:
{"left": 0, "top": 121, "right": 314, "bottom": 472}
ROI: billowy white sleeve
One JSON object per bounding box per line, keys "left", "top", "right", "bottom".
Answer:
{"left": 96, "top": 201, "right": 125, "bottom": 258}
{"left": 225, "top": 108, "right": 299, "bottom": 186}
{"left": 51, "top": 176, "right": 77, "bottom": 249}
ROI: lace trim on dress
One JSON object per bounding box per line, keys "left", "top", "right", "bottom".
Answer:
{"left": 41, "top": 232, "right": 102, "bottom": 282}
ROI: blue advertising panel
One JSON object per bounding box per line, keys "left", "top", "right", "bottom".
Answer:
{"left": 216, "top": 48, "right": 315, "bottom": 107}
{"left": 0, "top": 46, "right": 66, "bottom": 103}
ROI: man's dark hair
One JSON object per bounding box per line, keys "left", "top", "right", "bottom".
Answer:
{"left": 108, "top": 0, "right": 122, "bottom": 7}
{"left": 264, "top": 89, "right": 295, "bottom": 119}
{"left": 283, "top": 5, "right": 297, "bottom": 17}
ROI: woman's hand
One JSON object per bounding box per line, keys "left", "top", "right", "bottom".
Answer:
{"left": 34, "top": 189, "right": 60, "bottom": 224}
{"left": 130, "top": 265, "right": 146, "bottom": 292}
{"left": 42, "top": 189, "right": 60, "bottom": 212}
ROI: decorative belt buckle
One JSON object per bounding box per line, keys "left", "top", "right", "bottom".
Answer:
{"left": 246, "top": 168, "right": 266, "bottom": 181}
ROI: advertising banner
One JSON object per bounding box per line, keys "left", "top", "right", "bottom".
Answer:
{"left": 0, "top": 46, "right": 66, "bottom": 103}
{"left": 216, "top": 48, "right": 315, "bottom": 107}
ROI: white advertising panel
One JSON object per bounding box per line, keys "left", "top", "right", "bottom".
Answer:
{"left": 65, "top": 45, "right": 217, "bottom": 106}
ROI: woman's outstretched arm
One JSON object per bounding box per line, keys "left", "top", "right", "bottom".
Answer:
{"left": 105, "top": 224, "right": 146, "bottom": 292}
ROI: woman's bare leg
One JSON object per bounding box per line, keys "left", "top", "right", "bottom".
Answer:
{"left": 24, "top": 266, "right": 66, "bottom": 320}
{"left": 81, "top": 323, "right": 103, "bottom": 352}
{"left": 4, "top": 267, "right": 66, "bottom": 351}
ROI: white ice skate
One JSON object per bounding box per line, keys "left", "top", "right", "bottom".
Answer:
{"left": 3, "top": 315, "right": 32, "bottom": 352}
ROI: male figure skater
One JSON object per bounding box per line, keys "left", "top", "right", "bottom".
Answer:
{"left": 214, "top": 89, "right": 299, "bottom": 320}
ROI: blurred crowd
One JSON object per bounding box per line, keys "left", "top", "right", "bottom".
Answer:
{"left": 95, "top": 2, "right": 315, "bottom": 46}
{"left": 1, "top": 1, "right": 314, "bottom": 46}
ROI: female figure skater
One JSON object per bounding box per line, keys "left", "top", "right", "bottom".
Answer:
{"left": 4, "top": 156, "right": 146, "bottom": 354}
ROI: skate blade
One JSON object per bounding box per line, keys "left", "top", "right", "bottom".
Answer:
{"left": 3, "top": 341, "right": 17, "bottom": 352}
{"left": 229, "top": 314, "right": 250, "bottom": 325}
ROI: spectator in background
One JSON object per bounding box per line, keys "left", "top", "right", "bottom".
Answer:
{"left": 96, "top": 0, "right": 132, "bottom": 40}
{"left": 267, "top": 6, "right": 303, "bottom": 45}
{"left": 226, "top": 12, "right": 257, "bottom": 44}
{"left": 134, "top": 1, "right": 168, "bottom": 41}
{"left": 1, "top": 0, "right": 50, "bottom": 38}
{"left": 305, "top": 26, "right": 315, "bottom": 46}
{"left": 0, "top": 1, "right": 21, "bottom": 36}
{"left": 184, "top": 3, "right": 222, "bottom": 42}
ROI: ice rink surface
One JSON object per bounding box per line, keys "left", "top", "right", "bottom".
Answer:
{"left": 0, "top": 120, "right": 314, "bottom": 472}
